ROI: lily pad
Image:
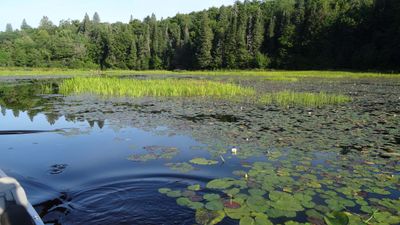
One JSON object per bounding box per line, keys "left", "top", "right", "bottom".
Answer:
{"left": 188, "top": 184, "right": 201, "bottom": 191}
{"left": 224, "top": 188, "right": 240, "bottom": 196}
{"left": 240, "top": 216, "right": 255, "bottom": 225}
{"left": 176, "top": 197, "right": 192, "bottom": 206}
{"left": 190, "top": 157, "right": 218, "bottom": 165}
{"left": 246, "top": 195, "right": 269, "bottom": 212}
{"left": 248, "top": 188, "right": 266, "bottom": 196}
{"left": 373, "top": 211, "right": 400, "bottom": 224}
{"left": 254, "top": 213, "right": 273, "bottom": 225}
{"left": 158, "top": 188, "right": 171, "bottom": 194}
{"left": 166, "top": 190, "right": 182, "bottom": 198}
{"left": 324, "top": 212, "right": 349, "bottom": 225}
{"left": 188, "top": 201, "right": 204, "bottom": 210}
{"left": 204, "top": 193, "right": 221, "bottom": 201}
{"left": 166, "top": 162, "right": 194, "bottom": 173}
{"left": 207, "top": 178, "right": 237, "bottom": 189}
{"left": 269, "top": 191, "right": 304, "bottom": 212}
{"left": 205, "top": 200, "right": 224, "bottom": 211}
{"left": 224, "top": 205, "right": 251, "bottom": 219}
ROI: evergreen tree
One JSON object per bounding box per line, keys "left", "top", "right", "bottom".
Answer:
{"left": 212, "top": 6, "right": 230, "bottom": 68}
{"left": 224, "top": 4, "right": 238, "bottom": 68}
{"left": 21, "top": 19, "right": 31, "bottom": 30}
{"left": 39, "top": 16, "right": 54, "bottom": 30}
{"left": 79, "top": 13, "right": 91, "bottom": 34}
{"left": 5, "top": 24, "right": 13, "bottom": 32}
{"left": 127, "top": 39, "right": 138, "bottom": 69}
{"left": 93, "top": 12, "right": 101, "bottom": 23}
{"left": 235, "top": 2, "right": 252, "bottom": 68}
{"left": 196, "top": 12, "right": 213, "bottom": 69}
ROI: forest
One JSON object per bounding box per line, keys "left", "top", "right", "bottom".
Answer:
{"left": 0, "top": 0, "right": 399, "bottom": 71}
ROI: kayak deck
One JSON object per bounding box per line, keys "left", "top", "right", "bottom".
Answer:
{"left": 0, "top": 170, "right": 44, "bottom": 225}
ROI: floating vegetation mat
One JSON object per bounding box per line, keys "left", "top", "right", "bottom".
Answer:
{"left": 264, "top": 77, "right": 299, "bottom": 82}
{"left": 159, "top": 150, "right": 400, "bottom": 225}
{"left": 59, "top": 77, "right": 255, "bottom": 99}
{"left": 260, "top": 91, "right": 351, "bottom": 107}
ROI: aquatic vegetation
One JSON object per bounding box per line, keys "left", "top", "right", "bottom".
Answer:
{"left": 265, "top": 77, "right": 299, "bottom": 82}
{"left": 324, "top": 212, "right": 349, "bottom": 225}
{"left": 127, "top": 146, "right": 179, "bottom": 162}
{"left": 165, "top": 162, "right": 194, "bottom": 173}
{"left": 59, "top": 77, "right": 255, "bottom": 99}
{"left": 195, "top": 208, "right": 225, "bottom": 225}
{"left": 187, "top": 184, "right": 201, "bottom": 191}
{"left": 259, "top": 91, "right": 351, "bottom": 107}
{"left": 189, "top": 157, "right": 219, "bottom": 165}
{"left": 159, "top": 149, "right": 400, "bottom": 225}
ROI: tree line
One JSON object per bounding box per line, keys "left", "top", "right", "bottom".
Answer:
{"left": 0, "top": 0, "right": 399, "bottom": 71}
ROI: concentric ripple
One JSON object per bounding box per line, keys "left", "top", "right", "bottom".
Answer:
{"left": 37, "top": 175, "right": 217, "bottom": 225}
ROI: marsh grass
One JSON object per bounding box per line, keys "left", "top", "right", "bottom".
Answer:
{"left": 59, "top": 77, "right": 255, "bottom": 98}
{"left": 0, "top": 67, "right": 398, "bottom": 79}
{"left": 259, "top": 91, "right": 351, "bottom": 107}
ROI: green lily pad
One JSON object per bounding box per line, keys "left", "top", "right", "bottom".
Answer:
{"left": 265, "top": 208, "right": 296, "bottom": 218}
{"left": 188, "top": 184, "right": 201, "bottom": 191}
{"left": 373, "top": 211, "right": 400, "bottom": 224}
{"left": 248, "top": 189, "right": 266, "bottom": 196}
{"left": 190, "top": 157, "right": 218, "bottom": 165}
{"left": 207, "top": 178, "right": 237, "bottom": 189}
{"left": 240, "top": 216, "right": 255, "bottom": 225}
{"left": 324, "top": 212, "right": 349, "bottom": 225}
{"left": 246, "top": 195, "right": 269, "bottom": 212}
{"left": 269, "top": 191, "right": 304, "bottom": 212}
{"left": 165, "top": 162, "right": 194, "bottom": 173}
{"left": 205, "top": 200, "right": 224, "bottom": 211}
{"left": 305, "top": 209, "right": 324, "bottom": 219}
{"left": 224, "top": 205, "right": 251, "bottom": 219}
{"left": 166, "top": 190, "right": 182, "bottom": 198}
{"left": 176, "top": 197, "right": 192, "bottom": 206}
{"left": 188, "top": 201, "right": 204, "bottom": 210}
{"left": 253, "top": 213, "right": 272, "bottom": 225}
{"left": 204, "top": 193, "right": 221, "bottom": 201}
{"left": 158, "top": 188, "right": 171, "bottom": 194}
{"left": 224, "top": 188, "right": 240, "bottom": 196}
{"left": 285, "top": 221, "right": 311, "bottom": 225}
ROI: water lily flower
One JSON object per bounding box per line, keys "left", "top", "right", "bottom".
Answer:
{"left": 231, "top": 147, "right": 237, "bottom": 155}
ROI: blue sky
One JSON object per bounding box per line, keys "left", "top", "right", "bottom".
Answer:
{"left": 0, "top": 0, "right": 236, "bottom": 31}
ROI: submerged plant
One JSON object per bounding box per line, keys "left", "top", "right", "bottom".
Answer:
{"left": 259, "top": 91, "right": 351, "bottom": 107}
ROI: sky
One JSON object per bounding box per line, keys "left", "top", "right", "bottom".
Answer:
{"left": 0, "top": 0, "right": 236, "bottom": 31}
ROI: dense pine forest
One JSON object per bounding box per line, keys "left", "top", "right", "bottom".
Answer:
{"left": 0, "top": 0, "right": 399, "bottom": 71}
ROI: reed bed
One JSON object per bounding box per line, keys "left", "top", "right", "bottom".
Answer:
{"left": 259, "top": 91, "right": 351, "bottom": 107}
{"left": 59, "top": 77, "right": 255, "bottom": 98}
